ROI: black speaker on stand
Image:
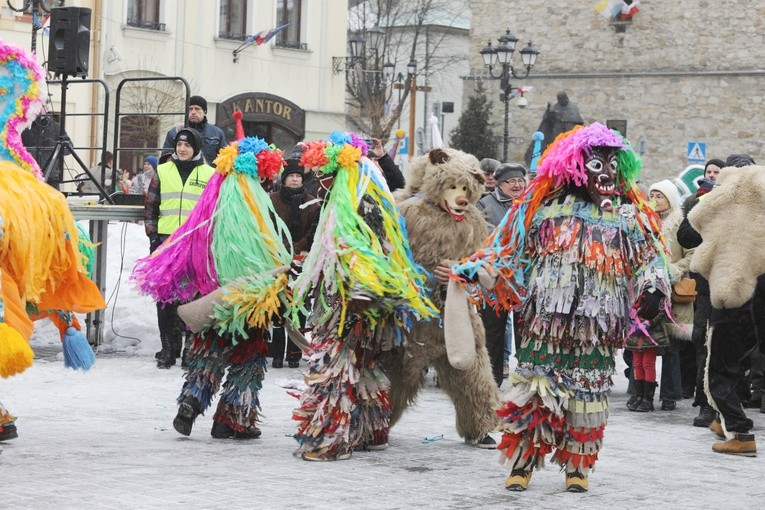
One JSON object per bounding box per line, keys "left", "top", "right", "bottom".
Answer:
{"left": 43, "top": 7, "right": 111, "bottom": 202}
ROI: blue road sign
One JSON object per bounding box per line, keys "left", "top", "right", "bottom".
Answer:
{"left": 687, "top": 142, "right": 706, "bottom": 162}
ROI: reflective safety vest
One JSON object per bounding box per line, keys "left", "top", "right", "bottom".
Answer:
{"left": 157, "top": 161, "right": 214, "bottom": 235}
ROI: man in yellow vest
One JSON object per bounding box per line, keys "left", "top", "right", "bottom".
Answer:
{"left": 144, "top": 128, "right": 215, "bottom": 369}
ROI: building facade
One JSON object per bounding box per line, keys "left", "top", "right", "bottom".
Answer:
{"left": 468, "top": 0, "right": 765, "bottom": 182}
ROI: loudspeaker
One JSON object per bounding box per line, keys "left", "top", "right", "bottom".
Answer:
{"left": 48, "top": 7, "right": 92, "bottom": 78}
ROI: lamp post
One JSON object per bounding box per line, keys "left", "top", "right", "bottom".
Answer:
{"left": 407, "top": 59, "right": 417, "bottom": 158}
{"left": 480, "top": 29, "right": 539, "bottom": 161}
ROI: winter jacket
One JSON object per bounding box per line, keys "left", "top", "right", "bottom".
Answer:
{"left": 269, "top": 187, "right": 321, "bottom": 254}
{"left": 477, "top": 188, "right": 513, "bottom": 227}
{"left": 162, "top": 119, "right": 227, "bottom": 167}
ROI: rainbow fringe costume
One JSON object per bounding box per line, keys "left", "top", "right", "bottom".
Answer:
{"left": 131, "top": 136, "right": 292, "bottom": 434}
{"left": 453, "top": 124, "right": 671, "bottom": 477}
{"left": 291, "top": 133, "right": 436, "bottom": 459}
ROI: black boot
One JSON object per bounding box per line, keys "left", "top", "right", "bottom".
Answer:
{"left": 157, "top": 333, "right": 176, "bottom": 369}
{"left": 211, "top": 421, "right": 262, "bottom": 439}
{"left": 180, "top": 346, "right": 190, "bottom": 369}
{"left": 693, "top": 404, "right": 716, "bottom": 427}
{"left": 635, "top": 382, "right": 657, "bottom": 412}
{"left": 157, "top": 303, "right": 178, "bottom": 369}
{"left": 628, "top": 380, "right": 644, "bottom": 411}
{"left": 173, "top": 395, "right": 201, "bottom": 436}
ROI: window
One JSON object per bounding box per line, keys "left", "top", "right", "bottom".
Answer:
{"left": 219, "top": 0, "right": 248, "bottom": 40}
{"left": 127, "top": 0, "right": 165, "bottom": 31}
{"left": 275, "top": 0, "right": 303, "bottom": 49}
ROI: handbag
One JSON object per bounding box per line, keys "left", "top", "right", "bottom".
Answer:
{"left": 671, "top": 277, "right": 697, "bottom": 304}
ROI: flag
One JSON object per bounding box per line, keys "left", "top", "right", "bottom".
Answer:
{"left": 595, "top": 0, "right": 623, "bottom": 18}
{"left": 251, "top": 23, "right": 291, "bottom": 46}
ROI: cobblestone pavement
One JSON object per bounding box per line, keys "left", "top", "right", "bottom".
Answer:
{"left": 1, "top": 352, "right": 763, "bottom": 509}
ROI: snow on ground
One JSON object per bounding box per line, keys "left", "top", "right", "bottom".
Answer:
{"left": 2, "top": 222, "right": 764, "bottom": 509}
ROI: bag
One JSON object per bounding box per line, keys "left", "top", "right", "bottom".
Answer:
{"left": 671, "top": 277, "right": 697, "bottom": 304}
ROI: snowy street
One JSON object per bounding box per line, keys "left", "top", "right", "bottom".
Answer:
{"left": 1, "top": 223, "right": 763, "bottom": 509}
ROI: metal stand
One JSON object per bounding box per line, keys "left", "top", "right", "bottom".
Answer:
{"left": 42, "top": 75, "right": 114, "bottom": 204}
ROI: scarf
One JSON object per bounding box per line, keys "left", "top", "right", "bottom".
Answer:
{"left": 279, "top": 184, "right": 307, "bottom": 239}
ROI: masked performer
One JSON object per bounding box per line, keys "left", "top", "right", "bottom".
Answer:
{"left": 291, "top": 133, "right": 436, "bottom": 461}
{"left": 452, "top": 123, "right": 671, "bottom": 492}
{"left": 1, "top": 39, "right": 105, "bottom": 448}
{"left": 132, "top": 135, "right": 293, "bottom": 439}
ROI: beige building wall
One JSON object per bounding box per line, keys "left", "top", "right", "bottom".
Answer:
{"left": 468, "top": 0, "right": 765, "bottom": 183}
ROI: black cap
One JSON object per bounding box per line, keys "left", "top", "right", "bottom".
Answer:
{"left": 175, "top": 128, "right": 202, "bottom": 158}
{"left": 189, "top": 95, "right": 208, "bottom": 113}
{"left": 725, "top": 153, "right": 755, "bottom": 168}
{"left": 281, "top": 158, "right": 304, "bottom": 180}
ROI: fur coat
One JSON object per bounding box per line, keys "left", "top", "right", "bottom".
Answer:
{"left": 689, "top": 165, "right": 765, "bottom": 309}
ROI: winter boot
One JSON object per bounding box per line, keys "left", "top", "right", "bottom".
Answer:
{"left": 635, "top": 382, "right": 656, "bottom": 412}
{"left": 173, "top": 395, "right": 201, "bottom": 436}
{"left": 693, "top": 405, "right": 716, "bottom": 427}
{"left": 211, "top": 421, "right": 262, "bottom": 439}
{"left": 465, "top": 434, "right": 497, "bottom": 449}
{"left": 660, "top": 399, "right": 676, "bottom": 411}
{"left": 180, "top": 346, "right": 190, "bottom": 369}
{"left": 627, "top": 380, "right": 644, "bottom": 411}
{"left": 0, "top": 423, "right": 18, "bottom": 441}
{"left": 712, "top": 433, "right": 757, "bottom": 457}
{"left": 566, "top": 470, "right": 589, "bottom": 493}
{"left": 156, "top": 334, "right": 176, "bottom": 369}
{"left": 761, "top": 396, "right": 765, "bottom": 414}
{"left": 505, "top": 469, "right": 533, "bottom": 491}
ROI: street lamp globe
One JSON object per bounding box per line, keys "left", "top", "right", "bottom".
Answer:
{"left": 480, "top": 41, "right": 498, "bottom": 68}
{"left": 366, "top": 24, "right": 385, "bottom": 50}
{"left": 382, "top": 61, "right": 395, "bottom": 82}
{"left": 519, "top": 41, "right": 540, "bottom": 69}
{"left": 348, "top": 33, "right": 365, "bottom": 59}
{"left": 407, "top": 59, "right": 417, "bottom": 76}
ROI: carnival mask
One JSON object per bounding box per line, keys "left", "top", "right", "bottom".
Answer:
{"left": 440, "top": 183, "right": 469, "bottom": 222}
{"left": 585, "top": 147, "right": 618, "bottom": 211}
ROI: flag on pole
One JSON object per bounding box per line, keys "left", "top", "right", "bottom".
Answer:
{"left": 245, "top": 23, "right": 291, "bottom": 46}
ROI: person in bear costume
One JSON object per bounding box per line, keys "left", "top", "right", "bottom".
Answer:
{"left": 385, "top": 147, "right": 500, "bottom": 448}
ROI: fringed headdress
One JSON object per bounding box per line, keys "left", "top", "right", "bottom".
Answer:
{"left": 130, "top": 136, "right": 294, "bottom": 337}
{"left": 453, "top": 122, "right": 667, "bottom": 311}
{"left": 291, "top": 131, "right": 436, "bottom": 336}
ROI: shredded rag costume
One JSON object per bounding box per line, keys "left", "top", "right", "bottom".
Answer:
{"left": 0, "top": 39, "right": 105, "bottom": 449}
{"left": 291, "top": 134, "right": 435, "bottom": 460}
{"left": 132, "top": 136, "right": 292, "bottom": 438}
{"left": 453, "top": 123, "right": 670, "bottom": 491}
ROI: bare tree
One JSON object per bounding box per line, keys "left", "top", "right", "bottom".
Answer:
{"left": 346, "top": 0, "right": 466, "bottom": 143}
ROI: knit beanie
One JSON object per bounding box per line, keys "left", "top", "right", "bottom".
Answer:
{"left": 480, "top": 158, "right": 501, "bottom": 175}
{"left": 494, "top": 163, "right": 527, "bottom": 183}
{"left": 189, "top": 95, "right": 208, "bottom": 113}
{"left": 281, "top": 158, "right": 304, "bottom": 180}
{"left": 144, "top": 155, "right": 158, "bottom": 171}
{"left": 649, "top": 179, "right": 681, "bottom": 213}
{"left": 725, "top": 153, "right": 755, "bottom": 168}
{"left": 175, "top": 128, "right": 202, "bottom": 158}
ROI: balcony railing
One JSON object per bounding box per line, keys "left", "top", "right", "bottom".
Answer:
{"left": 274, "top": 40, "right": 308, "bottom": 51}
{"left": 219, "top": 31, "right": 248, "bottom": 41}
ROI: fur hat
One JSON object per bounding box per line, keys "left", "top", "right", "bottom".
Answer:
{"left": 189, "top": 95, "right": 208, "bottom": 113}
{"left": 479, "top": 158, "right": 501, "bottom": 175}
{"left": 175, "top": 128, "right": 202, "bottom": 158}
{"left": 494, "top": 163, "right": 527, "bottom": 183}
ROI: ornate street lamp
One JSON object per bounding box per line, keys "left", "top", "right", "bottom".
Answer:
{"left": 480, "top": 29, "right": 540, "bottom": 161}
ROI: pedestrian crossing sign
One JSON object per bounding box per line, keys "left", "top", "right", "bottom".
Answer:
{"left": 687, "top": 142, "right": 706, "bottom": 162}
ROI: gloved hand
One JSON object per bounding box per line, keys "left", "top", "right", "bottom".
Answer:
{"left": 149, "top": 234, "right": 163, "bottom": 254}
{"left": 634, "top": 289, "right": 665, "bottom": 321}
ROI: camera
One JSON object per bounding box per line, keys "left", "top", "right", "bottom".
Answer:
{"left": 517, "top": 96, "right": 528, "bottom": 109}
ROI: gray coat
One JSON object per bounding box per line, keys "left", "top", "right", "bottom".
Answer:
{"left": 477, "top": 188, "right": 513, "bottom": 227}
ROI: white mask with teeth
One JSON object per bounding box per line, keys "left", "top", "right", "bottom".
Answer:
{"left": 440, "top": 183, "right": 470, "bottom": 222}
{"left": 584, "top": 147, "right": 618, "bottom": 211}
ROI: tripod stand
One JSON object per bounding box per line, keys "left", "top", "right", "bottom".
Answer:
{"left": 41, "top": 75, "right": 114, "bottom": 204}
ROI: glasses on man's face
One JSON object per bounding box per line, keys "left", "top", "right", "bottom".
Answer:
{"left": 504, "top": 178, "right": 525, "bottom": 185}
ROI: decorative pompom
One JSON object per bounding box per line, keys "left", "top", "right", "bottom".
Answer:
{"left": 256, "top": 147, "right": 285, "bottom": 180}
{"left": 238, "top": 136, "right": 270, "bottom": 155}
{"left": 233, "top": 152, "right": 258, "bottom": 178}
{"left": 232, "top": 110, "right": 245, "bottom": 141}
{"left": 300, "top": 141, "right": 329, "bottom": 168}
{"left": 336, "top": 144, "right": 362, "bottom": 172}
{"left": 214, "top": 142, "right": 239, "bottom": 176}
{"left": 0, "top": 322, "right": 34, "bottom": 378}
{"left": 327, "top": 131, "right": 352, "bottom": 146}
{"left": 62, "top": 326, "right": 96, "bottom": 370}
{"left": 348, "top": 133, "right": 369, "bottom": 155}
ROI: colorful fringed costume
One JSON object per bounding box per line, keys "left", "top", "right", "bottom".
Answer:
{"left": 131, "top": 136, "right": 292, "bottom": 437}
{"left": 0, "top": 39, "right": 105, "bottom": 445}
{"left": 291, "top": 133, "right": 436, "bottom": 460}
{"left": 452, "top": 123, "right": 671, "bottom": 492}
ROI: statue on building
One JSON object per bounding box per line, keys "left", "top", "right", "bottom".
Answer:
{"left": 525, "top": 91, "right": 584, "bottom": 166}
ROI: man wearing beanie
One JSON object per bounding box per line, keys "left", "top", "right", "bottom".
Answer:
{"left": 146, "top": 128, "right": 215, "bottom": 369}
{"left": 477, "top": 162, "right": 528, "bottom": 387}
{"left": 162, "top": 95, "right": 227, "bottom": 166}
{"left": 130, "top": 155, "right": 158, "bottom": 195}
{"left": 268, "top": 159, "right": 320, "bottom": 369}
